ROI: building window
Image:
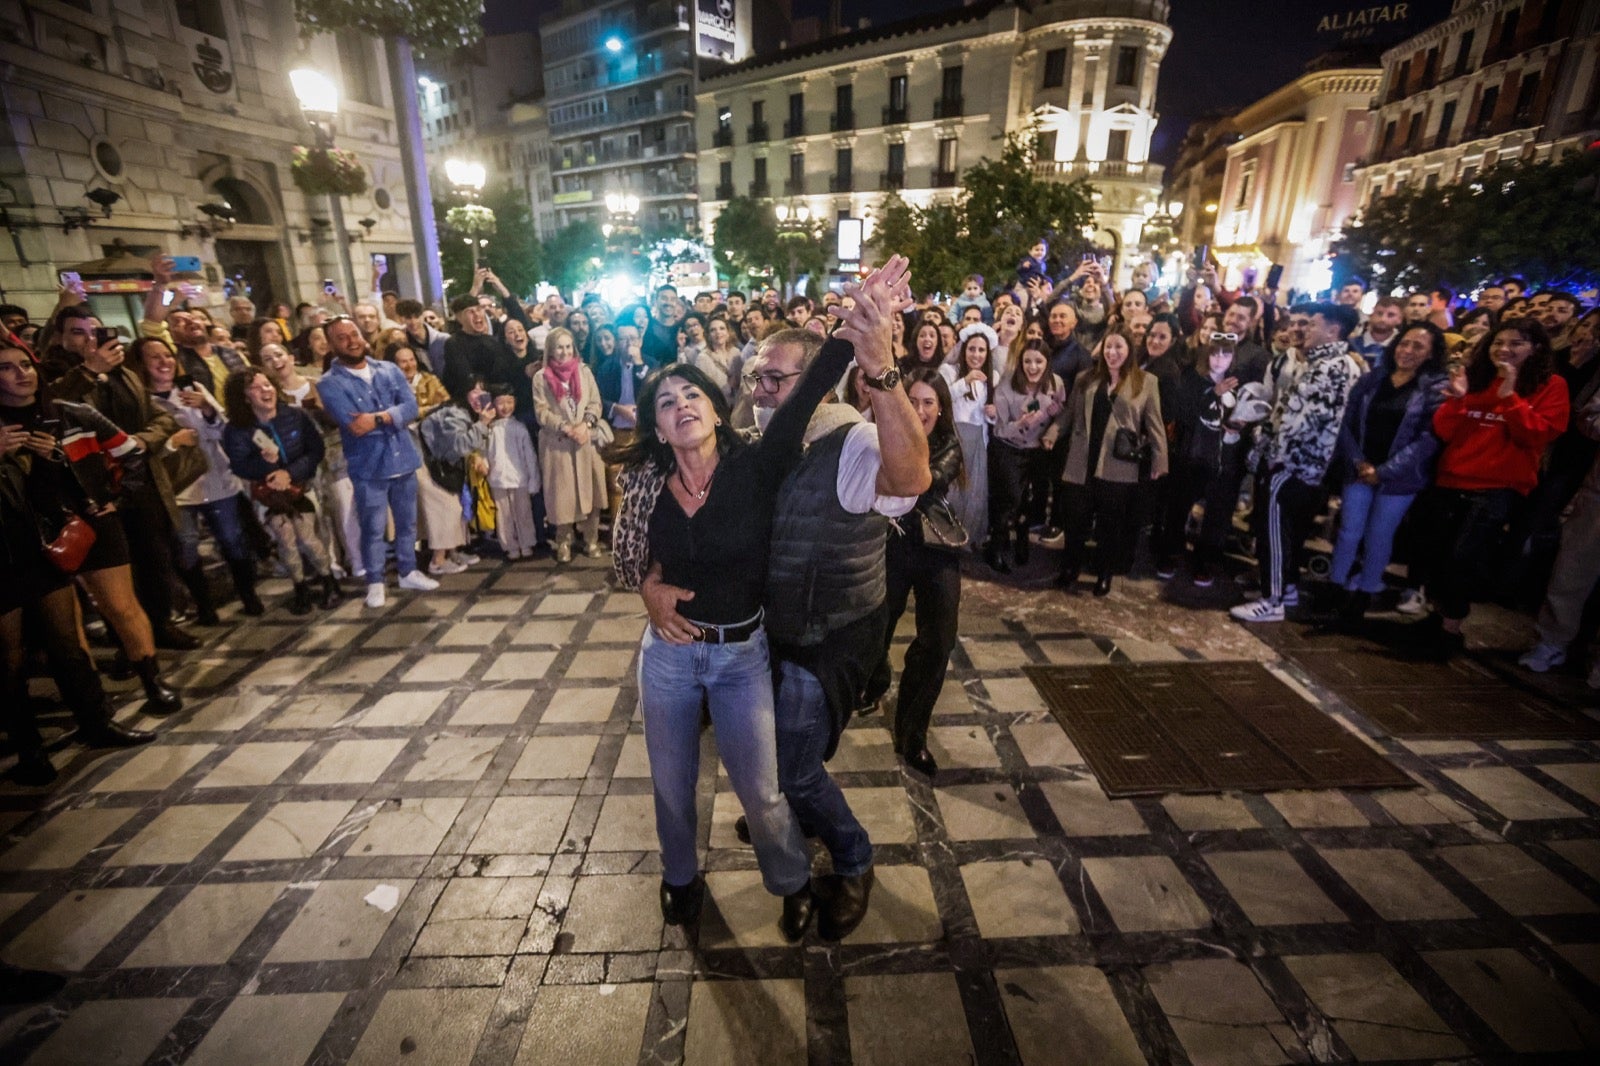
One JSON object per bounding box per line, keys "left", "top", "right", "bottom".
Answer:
{"left": 888, "top": 74, "right": 907, "bottom": 119}
{"left": 752, "top": 99, "right": 764, "bottom": 124}
{"left": 336, "top": 34, "right": 381, "bottom": 105}
{"left": 1341, "top": 161, "right": 1357, "bottom": 183}
{"left": 787, "top": 92, "right": 804, "bottom": 136}
{"left": 1435, "top": 99, "right": 1457, "bottom": 148}
{"left": 941, "top": 65, "right": 963, "bottom": 102}
{"left": 789, "top": 152, "right": 803, "bottom": 183}
{"left": 1513, "top": 73, "right": 1539, "bottom": 123}
{"left": 886, "top": 142, "right": 904, "bottom": 178}
{"left": 1235, "top": 164, "right": 1254, "bottom": 210}
{"left": 174, "top": 0, "right": 227, "bottom": 37}
{"left": 834, "top": 146, "right": 852, "bottom": 190}
{"left": 1452, "top": 29, "right": 1474, "bottom": 78}
{"left": 1406, "top": 110, "right": 1424, "bottom": 149}
{"left": 833, "top": 83, "right": 853, "bottom": 129}
{"left": 1106, "top": 128, "right": 1128, "bottom": 162}
{"left": 1114, "top": 46, "right": 1139, "bottom": 87}
{"left": 938, "top": 137, "right": 957, "bottom": 173}
{"left": 1475, "top": 85, "right": 1498, "bottom": 133}
{"left": 753, "top": 156, "right": 767, "bottom": 192}
{"left": 1420, "top": 47, "right": 1438, "bottom": 88}
{"left": 1036, "top": 129, "right": 1057, "bottom": 161}
{"left": 1042, "top": 47, "right": 1067, "bottom": 88}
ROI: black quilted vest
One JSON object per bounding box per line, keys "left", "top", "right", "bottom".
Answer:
{"left": 764, "top": 424, "right": 888, "bottom": 646}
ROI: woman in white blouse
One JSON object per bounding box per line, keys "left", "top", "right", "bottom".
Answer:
{"left": 940, "top": 323, "right": 998, "bottom": 548}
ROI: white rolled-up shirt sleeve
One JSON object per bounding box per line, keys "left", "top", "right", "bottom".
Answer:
{"left": 836, "top": 422, "right": 918, "bottom": 517}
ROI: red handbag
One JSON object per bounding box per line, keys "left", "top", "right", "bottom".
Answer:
{"left": 43, "top": 513, "right": 96, "bottom": 573}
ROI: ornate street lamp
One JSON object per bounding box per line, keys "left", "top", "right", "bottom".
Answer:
{"left": 290, "top": 67, "right": 357, "bottom": 299}
{"left": 773, "top": 200, "right": 811, "bottom": 299}
{"left": 445, "top": 159, "right": 491, "bottom": 270}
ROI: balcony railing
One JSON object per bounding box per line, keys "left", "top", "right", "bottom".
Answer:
{"left": 783, "top": 118, "right": 805, "bottom": 138}
{"left": 715, "top": 183, "right": 734, "bottom": 200}
{"left": 749, "top": 179, "right": 770, "bottom": 197}
{"left": 713, "top": 127, "right": 733, "bottom": 148}
{"left": 933, "top": 96, "right": 964, "bottom": 119}
{"left": 829, "top": 174, "right": 854, "bottom": 193}
{"left": 880, "top": 170, "right": 905, "bottom": 191}
{"left": 747, "top": 121, "right": 769, "bottom": 143}
{"left": 830, "top": 110, "right": 854, "bottom": 131}
{"left": 882, "top": 104, "right": 908, "bottom": 125}
{"left": 932, "top": 169, "right": 958, "bottom": 187}
{"left": 1031, "top": 159, "right": 1164, "bottom": 183}
{"left": 784, "top": 177, "right": 806, "bottom": 196}
{"left": 550, "top": 97, "right": 693, "bottom": 133}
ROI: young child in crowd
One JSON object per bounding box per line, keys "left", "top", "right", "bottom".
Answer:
{"left": 952, "top": 274, "right": 993, "bottom": 325}
{"left": 1017, "top": 239, "right": 1051, "bottom": 291}
{"left": 484, "top": 385, "right": 541, "bottom": 559}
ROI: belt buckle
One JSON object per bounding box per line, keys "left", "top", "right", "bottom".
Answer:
{"left": 693, "top": 625, "right": 712, "bottom": 643}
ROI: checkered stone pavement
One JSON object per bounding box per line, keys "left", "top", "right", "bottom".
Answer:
{"left": 0, "top": 559, "right": 1597, "bottom": 1064}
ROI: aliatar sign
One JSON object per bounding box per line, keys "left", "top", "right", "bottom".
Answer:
{"left": 1315, "top": 4, "right": 1412, "bottom": 39}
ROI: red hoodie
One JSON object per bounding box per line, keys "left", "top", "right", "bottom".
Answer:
{"left": 1433, "top": 375, "right": 1569, "bottom": 495}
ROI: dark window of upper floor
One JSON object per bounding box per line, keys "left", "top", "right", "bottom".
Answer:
{"left": 1042, "top": 48, "right": 1067, "bottom": 89}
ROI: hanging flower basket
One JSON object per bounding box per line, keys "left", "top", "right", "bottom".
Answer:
{"left": 290, "top": 145, "right": 368, "bottom": 197}
{"left": 446, "top": 203, "right": 497, "bottom": 238}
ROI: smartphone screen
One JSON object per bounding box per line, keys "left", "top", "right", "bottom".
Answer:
{"left": 59, "top": 271, "right": 81, "bottom": 288}
{"left": 1266, "top": 264, "right": 1284, "bottom": 290}
{"left": 175, "top": 374, "right": 196, "bottom": 391}
{"left": 94, "top": 327, "right": 118, "bottom": 347}
{"left": 323, "top": 279, "right": 337, "bottom": 295}
{"left": 1195, "top": 246, "right": 1210, "bottom": 269}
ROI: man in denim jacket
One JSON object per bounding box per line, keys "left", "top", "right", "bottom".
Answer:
{"left": 316, "top": 317, "right": 438, "bottom": 608}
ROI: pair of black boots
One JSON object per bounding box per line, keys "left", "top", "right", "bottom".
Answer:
{"left": 288, "top": 574, "right": 344, "bottom": 616}
{"left": 6, "top": 650, "right": 157, "bottom": 787}
{"left": 984, "top": 516, "right": 1034, "bottom": 573}
{"left": 178, "top": 562, "right": 265, "bottom": 626}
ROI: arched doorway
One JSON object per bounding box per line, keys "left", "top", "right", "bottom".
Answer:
{"left": 209, "top": 176, "right": 289, "bottom": 311}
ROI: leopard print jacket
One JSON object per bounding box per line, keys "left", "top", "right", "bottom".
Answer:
{"left": 611, "top": 461, "right": 668, "bottom": 591}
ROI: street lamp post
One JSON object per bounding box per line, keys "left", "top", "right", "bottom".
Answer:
{"left": 774, "top": 201, "right": 810, "bottom": 299}
{"left": 1141, "top": 196, "right": 1185, "bottom": 256}
{"left": 445, "top": 158, "right": 489, "bottom": 271}
{"left": 290, "top": 68, "right": 358, "bottom": 301}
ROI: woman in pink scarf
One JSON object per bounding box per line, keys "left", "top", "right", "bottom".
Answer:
{"left": 532, "top": 327, "right": 608, "bottom": 562}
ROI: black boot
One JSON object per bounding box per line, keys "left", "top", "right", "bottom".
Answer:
{"left": 152, "top": 624, "right": 200, "bottom": 651}
{"left": 228, "top": 560, "right": 265, "bottom": 616}
{"left": 7, "top": 749, "right": 56, "bottom": 786}
{"left": 2, "top": 680, "right": 55, "bottom": 785}
{"left": 779, "top": 885, "right": 815, "bottom": 943}
{"left": 133, "top": 656, "right": 182, "bottom": 717}
{"left": 818, "top": 867, "right": 875, "bottom": 941}
{"left": 984, "top": 534, "right": 1011, "bottom": 574}
{"left": 660, "top": 875, "right": 705, "bottom": 925}
{"left": 1013, "top": 517, "right": 1031, "bottom": 566}
{"left": 288, "top": 581, "right": 314, "bottom": 616}
{"left": 317, "top": 573, "right": 343, "bottom": 610}
{"left": 1337, "top": 590, "right": 1370, "bottom": 631}
{"left": 1093, "top": 572, "right": 1113, "bottom": 597}
{"left": 50, "top": 650, "right": 156, "bottom": 747}
{"left": 177, "top": 565, "right": 219, "bottom": 626}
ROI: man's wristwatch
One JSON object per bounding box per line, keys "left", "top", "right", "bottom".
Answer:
{"left": 861, "top": 366, "right": 901, "bottom": 392}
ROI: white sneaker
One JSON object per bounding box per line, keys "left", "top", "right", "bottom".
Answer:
{"left": 398, "top": 570, "right": 440, "bottom": 591}
{"left": 428, "top": 558, "right": 467, "bottom": 576}
{"left": 449, "top": 550, "right": 480, "bottom": 567}
{"left": 1230, "top": 598, "right": 1285, "bottom": 623}
{"left": 364, "top": 583, "right": 386, "bottom": 608}
{"left": 1396, "top": 588, "right": 1427, "bottom": 616}
{"left": 1518, "top": 642, "right": 1567, "bottom": 673}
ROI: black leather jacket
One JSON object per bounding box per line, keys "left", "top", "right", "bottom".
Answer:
{"left": 893, "top": 428, "right": 964, "bottom": 545}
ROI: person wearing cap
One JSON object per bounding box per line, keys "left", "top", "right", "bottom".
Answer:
{"left": 440, "top": 293, "right": 521, "bottom": 407}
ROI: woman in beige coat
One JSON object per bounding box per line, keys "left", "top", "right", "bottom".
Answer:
{"left": 532, "top": 327, "right": 608, "bottom": 562}
{"left": 1051, "top": 327, "right": 1167, "bottom": 596}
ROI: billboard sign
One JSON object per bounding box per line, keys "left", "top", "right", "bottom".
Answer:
{"left": 696, "top": 0, "right": 737, "bottom": 62}
{"left": 836, "top": 218, "right": 863, "bottom": 269}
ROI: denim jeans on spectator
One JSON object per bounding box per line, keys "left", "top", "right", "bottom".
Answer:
{"left": 353, "top": 472, "right": 418, "bottom": 580}
{"left": 1330, "top": 482, "right": 1417, "bottom": 595}
{"left": 775, "top": 659, "right": 874, "bottom": 878}
{"left": 637, "top": 626, "right": 810, "bottom": 895}
{"left": 175, "top": 494, "right": 252, "bottom": 569}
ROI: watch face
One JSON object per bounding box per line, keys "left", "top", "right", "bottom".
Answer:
{"left": 880, "top": 367, "right": 901, "bottom": 390}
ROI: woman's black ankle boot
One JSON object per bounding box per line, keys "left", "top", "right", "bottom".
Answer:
{"left": 134, "top": 656, "right": 183, "bottom": 717}
{"left": 177, "top": 565, "right": 220, "bottom": 626}
{"left": 228, "top": 560, "right": 265, "bottom": 616}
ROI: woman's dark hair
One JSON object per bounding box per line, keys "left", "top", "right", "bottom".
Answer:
{"left": 223, "top": 369, "right": 272, "bottom": 429}
{"left": 955, "top": 331, "right": 994, "bottom": 380}
{"left": 290, "top": 325, "right": 325, "bottom": 368}
{"left": 245, "top": 317, "right": 287, "bottom": 365}
{"left": 1383, "top": 321, "right": 1448, "bottom": 378}
{"left": 903, "top": 367, "right": 964, "bottom": 487}
{"left": 905, "top": 317, "right": 944, "bottom": 369}
{"left": 1455, "top": 306, "right": 1496, "bottom": 335}
{"left": 129, "top": 335, "right": 177, "bottom": 387}
{"left": 593, "top": 324, "right": 618, "bottom": 362}
{"left": 1088, "top": 328, "right": 1146, "bottom": 397}
{"left": 602, "top": 362, "right": 741, "bottom": 470}
{"left": 1464, "top": 318, "right": 1555, "bottom": 397}
{"left": 1009, "top": 339, "right": 1053, "bottom": 393}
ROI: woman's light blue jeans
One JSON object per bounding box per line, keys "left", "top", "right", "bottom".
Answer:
{"left": 637, "top": 625, "right": 811, "bottom": 896}
{"left": 1331, "top": 481, "right": 1417, "bottom": 594}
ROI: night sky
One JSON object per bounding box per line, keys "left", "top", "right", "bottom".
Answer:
{"left": 485, "top": 0, "right": 1457, "bottom": 163}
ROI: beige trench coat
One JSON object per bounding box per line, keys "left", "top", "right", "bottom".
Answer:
{"left": 1060, "top": 369, "right": 1169, "bottom": 485}
{"left": 531, "top": 363, "right": 608, "bottom": 525}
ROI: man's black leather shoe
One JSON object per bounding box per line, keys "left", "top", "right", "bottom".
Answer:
{"left": 902, "top": 747, "right": 938, "bottom": 779}
{"left": 659, "top": 875, "right": 705, "bottom": 925}
{"left": 818, "top": 867, "right": 874, "bottom": 941}
{"left": 779, "top": 886, "right": 815, "bottom": 942}
{"left": 77, "top": 720, "right": 156, "bottom": 748}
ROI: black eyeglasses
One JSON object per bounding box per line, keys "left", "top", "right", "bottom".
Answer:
{"left": 743, "top": 370, "right": 803, "bottom": 392}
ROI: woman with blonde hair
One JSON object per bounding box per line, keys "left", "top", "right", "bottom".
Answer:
{"left": 533, "top": 327, "right": 608, "bottom": 562}
{"left": 1053, "top": 327, "right": 1168, "bottom": 596}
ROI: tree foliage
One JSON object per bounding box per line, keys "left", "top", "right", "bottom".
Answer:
{"left": 436, "top": 183, "right": 540, "bottom": 299}
{"left": 293, "top": 0, "right": 484, "bottom": 57}
{"left": 541, "top": 221, "right": 607, "bottom": 296}
{"left": 709, "top": 196, "right": 828, "bottom": 293}
{"left": 871, "top": 131, "right": 1098, "bottom": 295}
{"left": 1332, "top": 148, "right": 1600, "bottom": 294}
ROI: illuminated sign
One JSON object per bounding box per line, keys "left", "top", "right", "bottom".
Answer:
{"left": 696, "top": 0, "right": 736, "bottom": 62}
{"left": 836, "top": 218, "right": 863, "bottom": 266}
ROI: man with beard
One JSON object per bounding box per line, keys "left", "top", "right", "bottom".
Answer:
{"left": 315, "top": 317, "right": 439, "bottom": 608}
{"left": 440, "top": 293, "right": 520, "bottom": 405}
{"left": 641, "top": 284, "right": 686, "bottom": 369}
{"left": 137, "top": 258, "right": 247, "bottom": 392}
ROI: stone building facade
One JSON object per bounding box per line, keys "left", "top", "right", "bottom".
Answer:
{"left": 0, "top": 0, "right": 419, "bottom": 325}
{"left": 696, "top": 0, "right": 1172, "bottom": 288}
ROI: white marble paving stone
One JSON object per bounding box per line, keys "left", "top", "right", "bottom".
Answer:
{"left": 171, "top": 690, "right": 278, "bottom": 733}
{"left": 264, "top": 879, "right": 415, "bottom": 962}
{"left": 684, "top": 979, "right": 807, "bottom": 1066}
{"left": 1443, "top": 766, "right": 1586, "bottom": 821}
{"left": 1040, "top": 778, "right": 1149, "bottom": 836}
{"left": 1082, "top": 856, "right": 1213, "bottom": 933}
{"left": 1285, "top": 953, "right": 1465, "bottom": 1060}
{"left": 1203, "top": 851, "right": 1348, "bottom": 926}
{"left": 184, "top": 992, "right": 347, "bottom": 1066}
{"left": 1439, "top": 844, "right": 1599, "bottom": 916}
{"left": 299, "top": 738, "right": 409, "bottom": 785}
{"left": 0, "top": 808, "right": 136, "bottom": 871}
{"left": 1145, "top": 958, "right": 1303, "bottom": 1066}
{"left": 224, "top": 801, "right": 355, "bottom": 862}
{"left": 1317, "top": 848, "right": 1473, "bottom": 921}
{"left": 509, "top": 734, "right": 601, "bottom": 779}
{"left": 347, "top": 796, "right": 466, "bottom": 857}
{"left": 996, "top": 965, "right": 1146, "bottom": 1065}
{"left": 1424, "top": 948, "right": 1600, "bottom": 1052}
{"left": 513, "top": 984, "right": 652, "bottom": 1066}
{"left": 845, "top": 972, "right": 975, "bottom": 1065}
{"left": 24, "top": 997, "right": 193, "bottom": 1066}
{"left": 196, "top": 742, "right": 310, "bottom": 788}
{"left": 404, "top": 736, "right": 502, "bottom": 782}
{"left": 1, "top": 888, "right": 162, "bottom": 970}
{"left": 266, "top": 692, "right": 362, "bottom": 730}
{"left": 540, "top": 687, "right": 621, "bottom": 723}
{"left": 355, "top": 690, "right": 449, "bottom": 728}
{"left": 108, "top": 804, "right": 248, "bottom": 867}
{"left": 90, "top": 744, "right": 216, "bottom": 793}
{"left": 450, "top": 687, "right": 535, "bottom": 726}
{"left": 961, "top": 859, "right": 1080, "bottom": 938}
{"left": 560, "top": 874, "right": 663, "bottom": 953}
{"left": 469, "top": 795, "right": 577, "bottom": 854}
{"left": 122, "top": 882, "right": 286, "bottom": 967}
{"left": 348, "top": 987, "right": 499, "bottom": 1066}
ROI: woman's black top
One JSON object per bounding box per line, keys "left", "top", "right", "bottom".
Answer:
{"left": 648, "top": 338, "right": 854, "bottom": 625}
{"left": 1087, "top": 381, "right": 1113, "bottom": 473}
{"left": 1362, "top": 375, "right": 1416, "bottom": 466}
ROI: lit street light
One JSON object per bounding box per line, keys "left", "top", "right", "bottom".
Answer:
{"left": 774, "top": 201, "right": 812, "bottom": 299}
{"left": 290, "top": 67, "right": 357, "bottom": 300}
{"left": 445, "top": 158, "right": 491, "bottom": 270}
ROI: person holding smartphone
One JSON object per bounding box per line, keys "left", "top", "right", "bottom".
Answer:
{"left": 986, "top": 340, "right": 1065, "bottom": 572}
